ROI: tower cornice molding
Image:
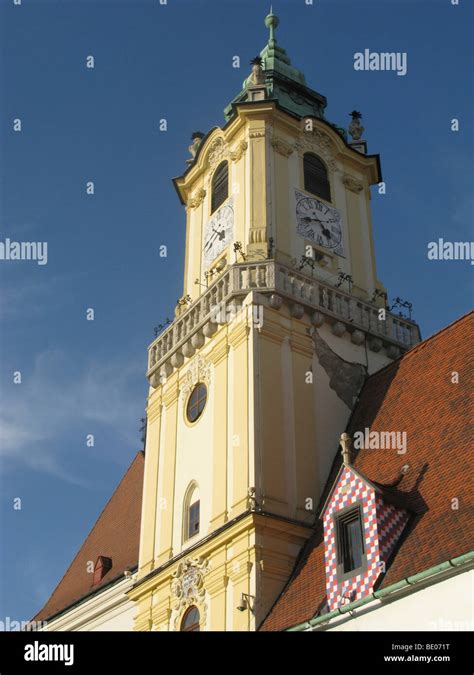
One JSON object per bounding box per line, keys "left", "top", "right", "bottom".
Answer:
{"left": 162, "top": 377, "right": 180, "bottom": 407}
{"left": 147, "top": 398, "right": 163, "bottom": 423}
{"left": 173, "top": 107, "right": 381, "bottom": 208}
{"left": 228, "top": 323, "right": 250, "bottom": 350}
{"left": 207, "top": 339, "right": 230, "bottom": 366}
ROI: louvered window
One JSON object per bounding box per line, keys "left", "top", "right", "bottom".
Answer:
{"left": 211, "top": 161, "right": 229, "bottom": 213}
{"left": 336, "top": 506, "right": 366, "bottom": 579}
{"left": 304, "top": 153, "right": 331, "bottom": 202}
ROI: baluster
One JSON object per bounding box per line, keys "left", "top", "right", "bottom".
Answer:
{"left": 328, "top": 290, "right": 334, "bottom": 312}
{"left": 319, "top": 286, "right": 326, "bottom": 308}
{"left": 373, "top": 310, "right": 381, "bottom": 335}
{"left": 342, "top": 296, "right": 349, "bottom": 320}
{"left": 392, "top": 319, "right": 399, "bottom": 342}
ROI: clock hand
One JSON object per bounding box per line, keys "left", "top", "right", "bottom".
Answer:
{"left": 205, "top": 230, "right": 219, "bottom": 251}
{"left": 302, "top": 215, "right": 322, "bottom": 225}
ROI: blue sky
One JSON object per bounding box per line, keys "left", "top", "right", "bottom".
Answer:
{"left": 0, "top": 0, "right": 472, "bottom": 623}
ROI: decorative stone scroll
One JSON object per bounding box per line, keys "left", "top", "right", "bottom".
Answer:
{"left": 229, "top": 141, "right": 248, "bottom": 162}
{"left": 342, "top": 174, "right": 364, "bottom": 193}
{"left": 207, "top": 137, "right": 248, "bottom": 169}
{"left": 271, "top": 136, "right": 294, "bottom": 157}
{"left": 295, "top": 128, "right": 338, "bottom": 172}
{"left": 171, "top": 557, "right": 210, "bottom": 631}
{"left": 180, "top": 355, "right": 212, "bottom": 398}
{"left": 207, "top": 137, "right": 228, "bottom": 170}
{"left": 188, "top": 187, "right": 206, "bottom": 209}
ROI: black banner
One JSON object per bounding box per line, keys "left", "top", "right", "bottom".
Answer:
{"left": 0, "top": 631, "right": 470, "bottom": 673}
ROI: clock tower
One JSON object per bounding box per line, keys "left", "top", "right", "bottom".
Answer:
{"left": 129, "top": 11, "right": 420, "bottom": 631}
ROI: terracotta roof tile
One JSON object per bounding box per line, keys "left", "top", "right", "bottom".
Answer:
{"left": 261, "top": 312, "right": 474, "bottom": 631}
{"left": 34, "top": 451, "right": 144, "bottom": 622}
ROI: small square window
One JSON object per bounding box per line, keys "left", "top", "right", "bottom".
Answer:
{"left": 335, "top": 505, "right": 366, "bottom": 581}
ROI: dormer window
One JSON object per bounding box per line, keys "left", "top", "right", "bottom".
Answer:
{"left": 211, "top": 161, "right": 229, "bottom": 213}
{"left": 322, "top": 456, "right": 411, "bottom": 611}
{"left": 335, "top": 505, "right": 366, "bottom": 580}
{"left": 304, "top": 152, "right": 331, "bottom": 202}
{"left": 92, "top": 556, "right": 112, "bottom": 585}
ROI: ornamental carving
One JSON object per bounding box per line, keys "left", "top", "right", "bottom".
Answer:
{"left": 296, "top": 129, "right": 338, "bottom": 172}
{"left": 207, "top": 137, "right": 228, "bottom": 170}
{"left": 188, "top": 187, "right": 206, "bottom": 209}
{"left": 180, "top": 355, "right": 212, "bottom": 397}
{"left": 342, "top": 174, "right": 364, "bottom": 193}
{"left": 249, "top": 130, "right": 265, "bottom": 139}
{"left": 271, "top": 136, "right": 294, "bottom": 157}
{"left": 229, "top": 140, "right": 248, "bottom": 162}
{"left": 171, "top": 557, "right": 210, "bottom": 630}
{"left": 206, "top": 138, "right": 247, "bottom": 183}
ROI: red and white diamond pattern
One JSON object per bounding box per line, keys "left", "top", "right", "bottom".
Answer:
{"left": 323, "top": 466, "right": 408, "bottom": 611}
{"left": 376, "top": 497, "right": 410, "bottom": 560}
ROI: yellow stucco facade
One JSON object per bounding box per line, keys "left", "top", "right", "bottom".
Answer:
{"left": 128, "top": 16, "right": 420, "bottom": 631}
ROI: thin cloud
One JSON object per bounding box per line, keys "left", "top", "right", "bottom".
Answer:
{"left": 0, "top": 350, "right": 144, "bottom": 484}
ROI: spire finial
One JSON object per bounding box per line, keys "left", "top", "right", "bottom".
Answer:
{"left": 265, "top": 7, "right": 279, "bottom": 46}
{"left": 340, "top": 432, "right": 352, "bottom": 465}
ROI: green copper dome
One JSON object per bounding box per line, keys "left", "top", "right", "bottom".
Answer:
{"left": 224, "top": 10, "right": 328, "bottom": 122}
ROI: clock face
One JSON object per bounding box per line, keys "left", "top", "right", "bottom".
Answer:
{"left": 295, "top": 190, "right": 345, "bottom": 256}
{"left": 203, "top": 197, "right": 234, "bottom": 267}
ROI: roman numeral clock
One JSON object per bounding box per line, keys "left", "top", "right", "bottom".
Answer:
{"left": 203, "top": 196, "right": 235, "bottom": 268}
{"left": 295, "top": 189, "right": 345, "bottom": 257}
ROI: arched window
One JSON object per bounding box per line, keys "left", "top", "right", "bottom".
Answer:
{"left": 303, "top": 153, "right": 331, "bottom": 202}
{"left": 181, "top": 606, "right": 200, "bottom": 632}
{"left": 184, "top": 483, "right": 200, "bottom": 542}
{"left": 211, "top": 161, "right": 229, "bottom": 213}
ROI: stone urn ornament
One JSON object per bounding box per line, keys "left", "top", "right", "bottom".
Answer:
{"left": 188, "top": 131, "right": 205, "bottom": 161}
{"left": 348, "top": 111, "right": 364, "bottom": 141}
{"left": 250, "top": 56, "right": 265, "bottom": 85}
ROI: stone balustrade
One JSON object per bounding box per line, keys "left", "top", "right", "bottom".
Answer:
{"left": 147, "top": 260, "right": 420, "bottom": 383}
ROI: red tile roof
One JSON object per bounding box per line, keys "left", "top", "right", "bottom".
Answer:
{"left": 261, "top": 312, "right": 474, "bottom": 631}
{"left": 34, "top": 451, "right": 144, "bottom": 622}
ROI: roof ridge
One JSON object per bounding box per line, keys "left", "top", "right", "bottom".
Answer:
{"left": 33, "top": 450, "right": 144, "bottom": 620}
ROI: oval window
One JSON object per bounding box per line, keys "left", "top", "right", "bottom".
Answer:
{"left": 186, "top": 383, "right": 207, "bottom": 423}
